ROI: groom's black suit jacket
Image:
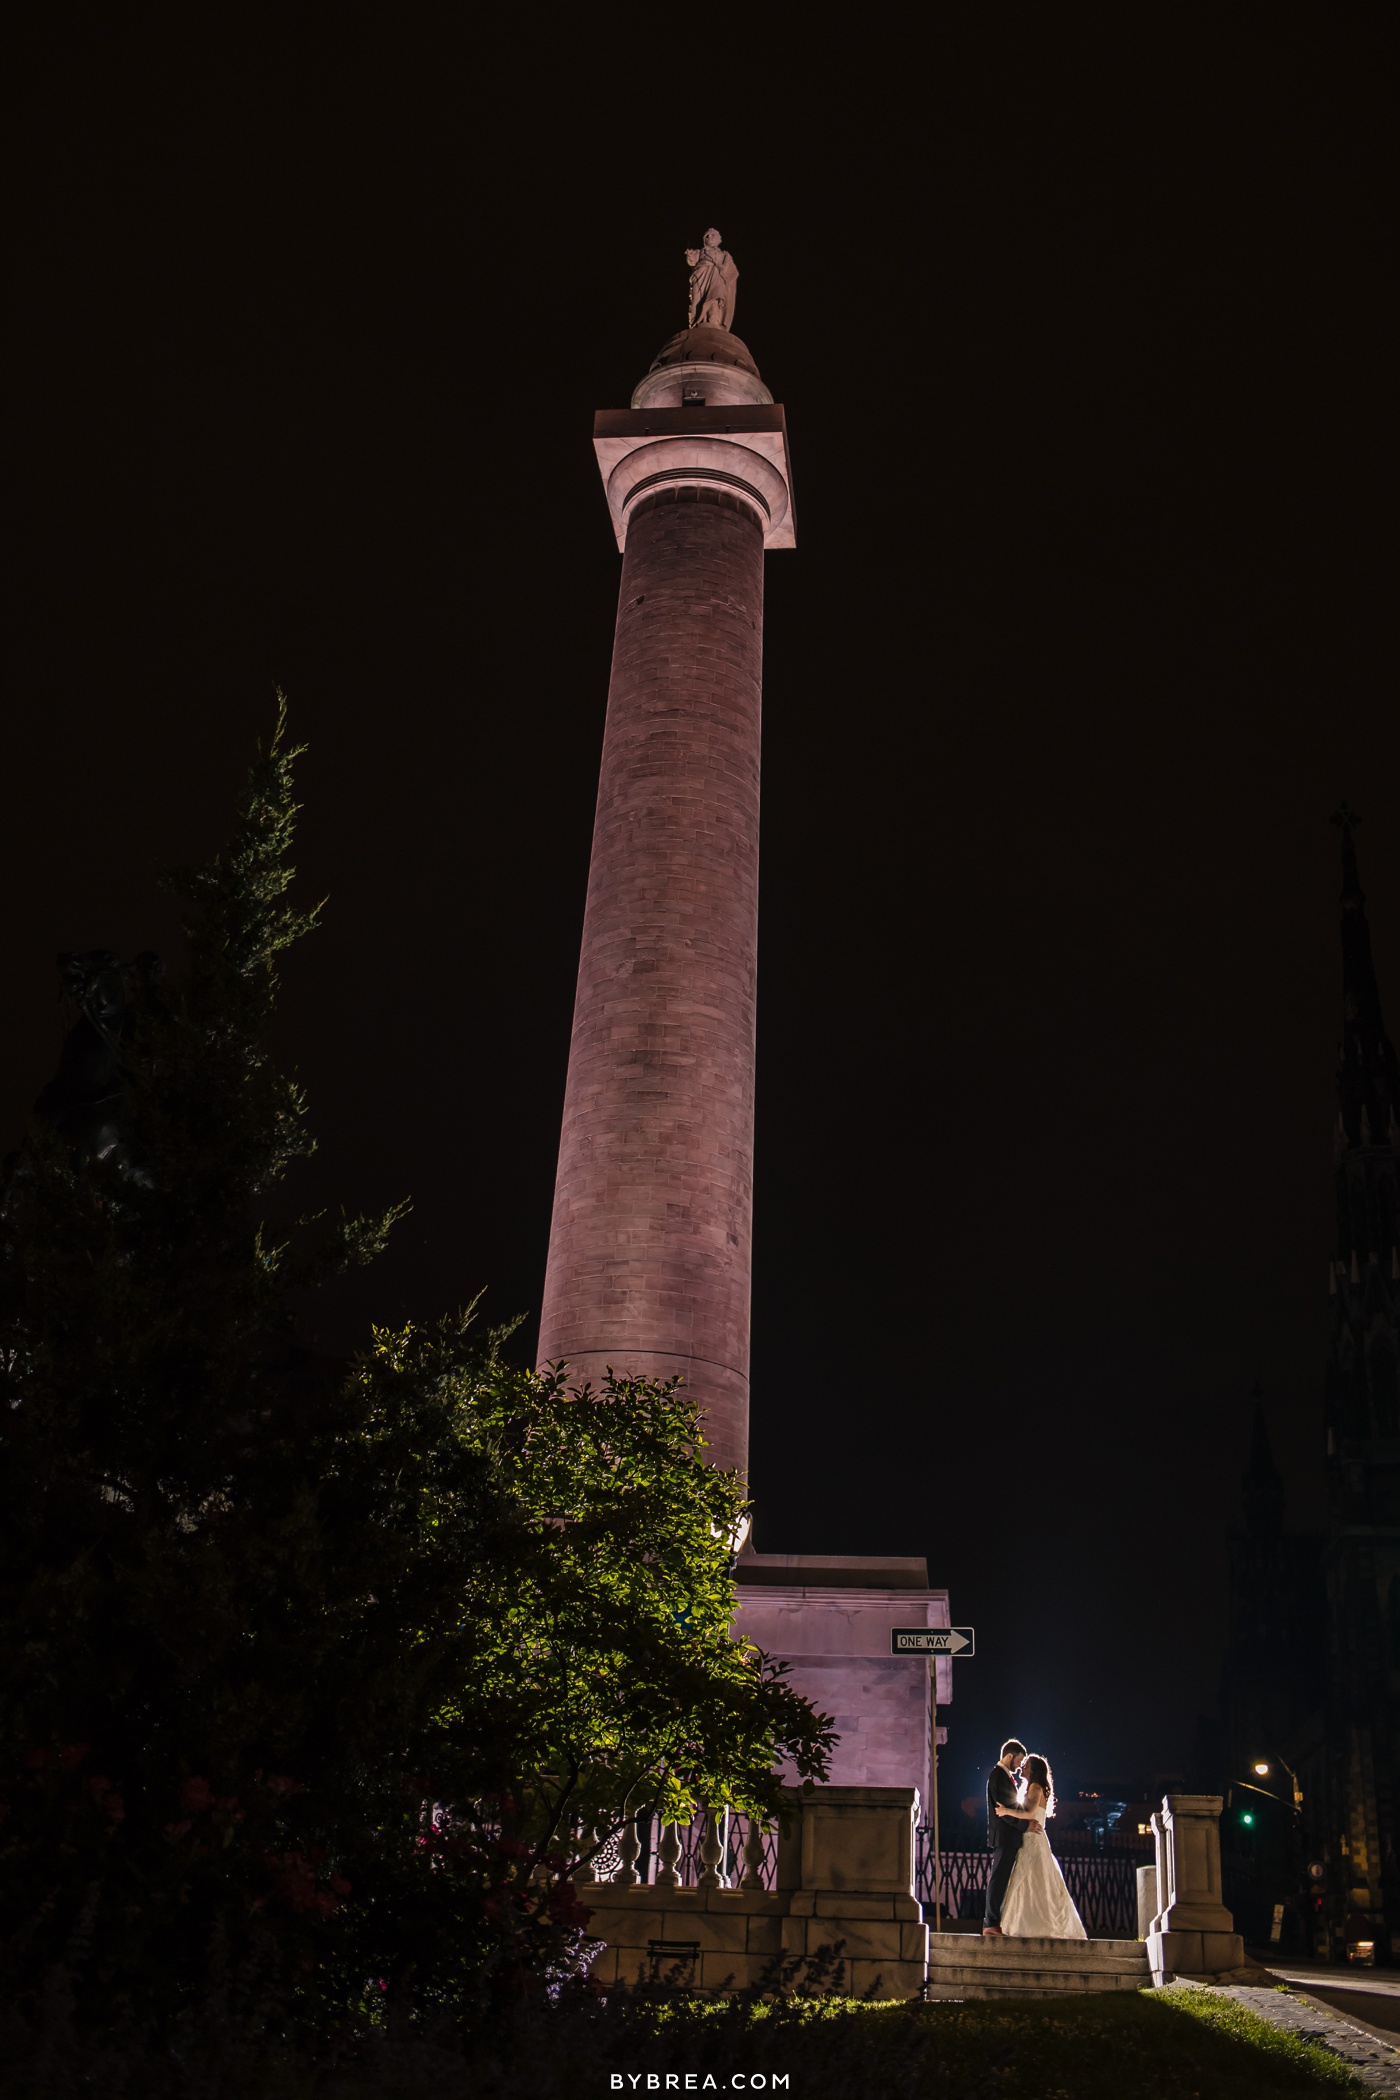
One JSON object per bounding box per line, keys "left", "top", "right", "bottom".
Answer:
{"left": 987, "top": 1762, "right": 1024, "bottom": 1852}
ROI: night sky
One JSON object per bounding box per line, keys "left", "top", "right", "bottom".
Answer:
{"left": 8, "top": 22, "right": 1397, "bottom": 1820}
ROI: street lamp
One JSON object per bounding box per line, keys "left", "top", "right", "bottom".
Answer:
{"left": 1249, "top": 1756, "right": 1304, "bottom": 1817}
{"left": 1239, "top": 1756, "right": 1309, "bottom": 1956}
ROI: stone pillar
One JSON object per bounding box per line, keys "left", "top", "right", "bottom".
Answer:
{"left": 537, "top": 330, "right": 794, "bottom": 1477}
{"left": 1146, "top": 1794, "right": 1246, "bottom": 1983}
{"left": 779, "top": 1786, "right": 929, "bottom": 1999}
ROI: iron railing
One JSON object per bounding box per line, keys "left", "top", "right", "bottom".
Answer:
{"left": 915, "top": 1833, "right": 1151, "bottom": 1938}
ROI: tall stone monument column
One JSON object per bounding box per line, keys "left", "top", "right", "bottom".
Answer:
{"left": 543, "top": 238, "right": 954, "bottom": 1815}
{"left": 537, "top": 236, "right": 793, "bottom": 1476}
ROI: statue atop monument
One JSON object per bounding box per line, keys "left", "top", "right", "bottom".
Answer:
{"left": 685, "top": 229, "right": 738, "bottom": 331}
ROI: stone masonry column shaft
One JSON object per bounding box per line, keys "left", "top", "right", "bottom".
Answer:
{"left": 538, "top": 322, "right": 794, "bottom": 1479}
{"left": 538, "top": 483, "right": 764, "bottom": 1473}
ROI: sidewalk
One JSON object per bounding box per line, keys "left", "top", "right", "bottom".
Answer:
{"left": 1174, "top": 1978, "right": 1400, "bottom": 2096}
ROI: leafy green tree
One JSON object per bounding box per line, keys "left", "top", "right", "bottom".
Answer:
{"left": 0, "top": 703, "right": 830, "bottom": 2033}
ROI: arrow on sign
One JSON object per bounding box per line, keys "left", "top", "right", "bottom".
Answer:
{"left": 890, "top": 1627, "right": 975, "bottom": 1656}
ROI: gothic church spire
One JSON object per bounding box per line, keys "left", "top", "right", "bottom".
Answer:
{"left": 1241, "top": 1385, "right": 1284, "bottom": 1537}
{"left": 1334, "top": 805, "right": 1400, "bottom": 1159}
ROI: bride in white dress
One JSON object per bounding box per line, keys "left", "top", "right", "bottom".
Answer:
{"left": 995, "top": 1754, "right": 1087, "bottom": 1939}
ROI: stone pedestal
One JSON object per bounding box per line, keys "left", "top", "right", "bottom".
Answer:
{"left": 1145, "top": 1794, "right": 1246, "bottom": 1983}
{"left": 733, "top": 1556, "right": 949, "bottom": 1807}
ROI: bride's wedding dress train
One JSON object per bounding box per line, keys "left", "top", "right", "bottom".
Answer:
{"left": 999, "top": 1816, "right": 1087, "bottom": 1939}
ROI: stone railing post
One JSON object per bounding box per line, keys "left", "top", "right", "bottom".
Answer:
{"left": 1146, "top": 1794, "right": 1244, "bottom": 1984}
{"left": 654, "top": 1820, "right": 681, "bottom": 1889}
{"left": 740, "top": 1815, "right": 768, "bottom": 1892}
{"left": 613, "top": 1813, "right": 641, "bottom": 1888}
{"left": 697, "top": 1805, "right": 728, "bottom": 1890}
{"left": 1150, "top": 1808, "right": 1171, "bottom": 1922}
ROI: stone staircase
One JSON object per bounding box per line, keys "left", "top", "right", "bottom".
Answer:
{"left": 925, "top": 1933, "right": 1151, "bottom": 1999}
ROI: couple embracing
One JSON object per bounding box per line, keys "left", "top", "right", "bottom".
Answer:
{"left": 982, "top": 1737, "right": 1086, "bottom": 1939}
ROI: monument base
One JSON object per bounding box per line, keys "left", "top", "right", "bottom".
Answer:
{"left": 1146, "top": 1928, "right": 1248, "bottom": 1986}
{"left": 732, "top": 1555, "right": 950, "bottom": 1807}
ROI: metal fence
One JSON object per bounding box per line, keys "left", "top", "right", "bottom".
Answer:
{"left": 915, "top": 1834, "right": 1151, "bottom": 1939}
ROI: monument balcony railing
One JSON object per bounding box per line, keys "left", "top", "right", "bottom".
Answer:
{"left": 943, "top": 1820, "right": 1154, "bottom": 1857}
{"left": 914, "top": 1831, "right": 1152, "bottom": 1939}
{"left": 575, "top": 1808, "right": 778, "bottom": 1893}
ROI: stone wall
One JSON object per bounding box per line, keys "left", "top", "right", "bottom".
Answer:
{"left": 733, "top": 1558, "right": 950, "bottom": 1806}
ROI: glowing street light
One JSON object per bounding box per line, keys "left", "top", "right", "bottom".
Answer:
{"left": 1248, "top": 1754, "right": 1304, "bottom": 1815}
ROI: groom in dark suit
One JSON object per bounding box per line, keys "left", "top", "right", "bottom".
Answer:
{"left": 983, "top": 1737, "right": 1034, "bottom": 1935}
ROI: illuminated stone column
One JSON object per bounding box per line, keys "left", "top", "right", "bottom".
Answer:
{"left": 537, "top": 325, "right": 794, "bottom": 1476}
{"left": 1146, "top": 1795, "right": 1245, "bottom": 1983}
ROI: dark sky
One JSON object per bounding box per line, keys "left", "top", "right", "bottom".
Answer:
{"left": 8, "top": 20, "right": 1397, "bottom": 1815}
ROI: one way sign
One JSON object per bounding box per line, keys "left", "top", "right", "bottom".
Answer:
{"left": 890, "top": 1627, "right": 975, "bottom": 1656}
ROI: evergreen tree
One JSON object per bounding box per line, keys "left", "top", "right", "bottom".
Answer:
{"left": 0, "top": 704, "right": 830, "bottom": 2033}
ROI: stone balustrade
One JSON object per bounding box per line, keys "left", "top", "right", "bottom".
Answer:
{"left": 581, "top": 1786, "right": 928, "bottom": 1999}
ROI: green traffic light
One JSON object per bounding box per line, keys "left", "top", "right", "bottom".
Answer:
{"left": 1241, "top": 1812, "right": 1254, "bottom": 1826}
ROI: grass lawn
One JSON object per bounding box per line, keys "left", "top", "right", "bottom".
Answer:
{"left": 576, "top": 1988, "right": 1370, "bottom": 2100}
{"left": 7, "top": 1983, "right": 1372, "bottom": 2096}
{"left": 894, "top": 1988, "right": 1368, "bottom": 2096}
